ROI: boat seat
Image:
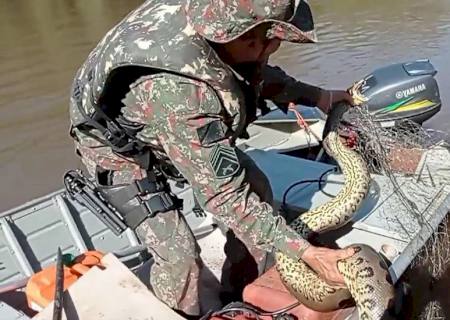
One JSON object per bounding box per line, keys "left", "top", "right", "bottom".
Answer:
{"left": 242, "top": 267, "right": 355, "bottom": 320}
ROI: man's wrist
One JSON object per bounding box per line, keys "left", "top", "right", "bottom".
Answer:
{"left": 317, "top": 89, "right": 332, "bottom": 114}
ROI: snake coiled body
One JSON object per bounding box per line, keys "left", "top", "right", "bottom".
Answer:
{"left": 275, "top": 103, "right": 395, "bottom": 319}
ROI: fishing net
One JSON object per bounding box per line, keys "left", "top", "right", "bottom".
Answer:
{"left": 342, "top": 103, "right": 450, "bottom": 319}
{"left": 347, "top": 105, "right": 450, "bottom": 263}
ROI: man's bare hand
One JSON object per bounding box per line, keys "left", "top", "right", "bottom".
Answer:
{"left": 301, "top": 245, "right": 355, "bottom": 287}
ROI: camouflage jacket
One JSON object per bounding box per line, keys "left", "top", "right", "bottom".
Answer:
{"left": 70, "top": 0, "right": 320, "bottom": 260}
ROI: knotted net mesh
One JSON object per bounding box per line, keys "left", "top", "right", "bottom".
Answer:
{"left": 344, "top": 104, "right": 450, "bottom": 319}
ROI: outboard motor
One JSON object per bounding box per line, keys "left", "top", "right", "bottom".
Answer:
{"left": 240, "top": 59, "right": 441, "bottom": 155}
{"left": 349, "top": 59, "right": 441, "bottom": 126}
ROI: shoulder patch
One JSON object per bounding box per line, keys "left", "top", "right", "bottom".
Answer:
{"left": 209, "top": 144, "right": 240, "bottom": 179}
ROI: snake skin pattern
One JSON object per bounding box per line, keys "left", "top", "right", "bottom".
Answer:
{"left": 275, "top": 103, "right": 395, "bottom": 319}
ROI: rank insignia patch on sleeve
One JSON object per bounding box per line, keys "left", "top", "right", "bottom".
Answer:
{"left": 209, "top": 144, "right": 240, "bottom": 178}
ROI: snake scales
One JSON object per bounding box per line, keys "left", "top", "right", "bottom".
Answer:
{"left": 275, "top": 101, "right": 395, "bottom": 319}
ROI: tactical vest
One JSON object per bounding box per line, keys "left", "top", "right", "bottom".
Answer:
{"left": 68, "top": 0, "right": 263, "bottom": 230}
{"left": 69, "top": 0, "right": 257, "bottom": 163}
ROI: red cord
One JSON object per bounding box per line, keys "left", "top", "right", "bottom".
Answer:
{"left": 288, "top": 102, "right": 310, "bottom": 131}
{"left": 288, "top": 102, "right": 323, "bottom": 144}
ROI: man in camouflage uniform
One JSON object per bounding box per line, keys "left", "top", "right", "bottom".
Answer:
{"left": 69, "top": 0, "right": 357, "bottom": 317}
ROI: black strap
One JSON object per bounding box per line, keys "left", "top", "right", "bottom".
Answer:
{"left": 143, "top": 193, "right": 179, "bottom": 216}
{"left": 98, "top": 175, "right": 182, "bottom": 229}
{"left": 72, "top": 78, "right": 155, "bottom": 169}
{"left": 121, "top": 192, "right": 181, "bottom": 229}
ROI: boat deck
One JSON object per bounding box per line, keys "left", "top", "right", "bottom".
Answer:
{"left": 1, "top": 143, "right": 450, "bottom": 319}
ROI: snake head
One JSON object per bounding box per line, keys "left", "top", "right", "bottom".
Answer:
{"left": 348, "top": 79, "right": 369, "bottom": 106}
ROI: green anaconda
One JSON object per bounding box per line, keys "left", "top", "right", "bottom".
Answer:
{"left": 275, "top": 102, "right": 395, "bottom": 319}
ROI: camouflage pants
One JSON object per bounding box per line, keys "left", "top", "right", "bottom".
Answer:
{"left": 135, "top": 210, "right": 203, "bottom": 316}
{"left": 135, "top": 150, "right": 274, "bottom": 317}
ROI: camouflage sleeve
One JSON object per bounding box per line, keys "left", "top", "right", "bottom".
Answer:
{"left": 261, "top": 65, "right": 323, "bottom": 111}
{"left": 121, "top": 73, "right": 311, "bottom": 261}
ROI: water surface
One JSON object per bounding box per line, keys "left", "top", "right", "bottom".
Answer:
{"left": 0, "top": 0, "right": 449, "bottom": 211}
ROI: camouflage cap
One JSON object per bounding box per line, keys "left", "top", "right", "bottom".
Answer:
{"left": 185, "top": 0, "right": 317, "bottom": 44}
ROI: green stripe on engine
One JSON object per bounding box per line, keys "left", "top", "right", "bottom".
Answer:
{"left": 375, "top": 97, "right": 414, "bottom": 114}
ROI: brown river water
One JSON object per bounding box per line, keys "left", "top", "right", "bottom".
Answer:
{"left": 0, "top": 0, "right": 449, "bottom": 212}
